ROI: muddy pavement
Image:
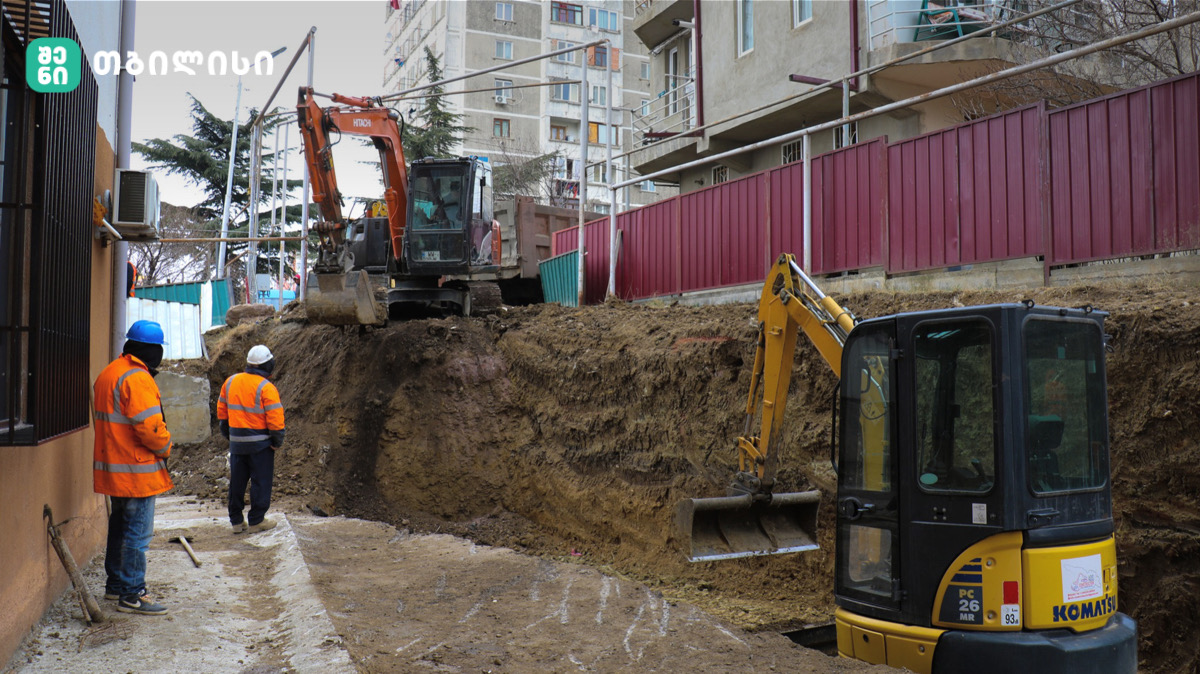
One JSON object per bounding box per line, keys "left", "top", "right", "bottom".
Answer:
{"left": 169, "top": 283, "right": 1200, "bottom": 673}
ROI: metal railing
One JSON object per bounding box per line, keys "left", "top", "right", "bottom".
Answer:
{"left": 631, "top": 71, "right": 696, "bottom": 145}
{"left": 867, "top": 0, "right": 1040, "bottom": 50}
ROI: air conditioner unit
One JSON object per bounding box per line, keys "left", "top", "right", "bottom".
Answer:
{"left": 112, "top": 169, "right": 161, "bottom": 241}
{"left": 495, "top": 94, "right": 509, "bottom": 104}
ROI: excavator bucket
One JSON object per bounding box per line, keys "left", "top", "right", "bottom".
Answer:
{"left": 304, "top": 270, "right": 385, "bottom": 326}
{"left": 676, "top": 490, "right": 820, "bottom": 562}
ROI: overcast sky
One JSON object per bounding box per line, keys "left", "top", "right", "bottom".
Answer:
{"left": 130, "top": 0, "right": 386, "bottom": 212}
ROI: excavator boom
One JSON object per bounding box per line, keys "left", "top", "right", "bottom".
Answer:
{"left": 296, "top": 87, "right": 409, "bottom": 325}
{"left": 679, "top": 254, "right": 856, "bottom": 562}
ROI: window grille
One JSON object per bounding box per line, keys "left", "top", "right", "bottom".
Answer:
{"left": 1, "top": 0, "right": 96, "bottom": 445}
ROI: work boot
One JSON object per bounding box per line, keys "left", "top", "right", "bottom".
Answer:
{"left": 231, "top": 521, "right": 248, "bottom": 534}
{"left": 248, "top": 518, "right": 277, "bottom": 533}
{"left": 117, "top": 593, "right": 168, "bottom": 616}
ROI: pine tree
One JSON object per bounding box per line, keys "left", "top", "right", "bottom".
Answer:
{"left": 132, "top": 94, "right": 303, "bottom": 280}
{"left": 402, "top": 47, "right": 475, "bottom": 160}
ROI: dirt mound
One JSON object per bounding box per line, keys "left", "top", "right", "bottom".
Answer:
{"left": 173, "top": 283, "right": 1200, "bottom": 672}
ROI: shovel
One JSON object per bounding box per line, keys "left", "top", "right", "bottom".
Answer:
{"left": 170, "top": 534, "right": 202, "bottom": 568}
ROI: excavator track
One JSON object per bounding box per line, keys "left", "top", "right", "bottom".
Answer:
{"left": 466, "top": 281, "right": 502, "bottom": 316}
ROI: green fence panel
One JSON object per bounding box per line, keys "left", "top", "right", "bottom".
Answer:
{"left": 538, "top": 250, "right": 579, "bottom": 307}
{"left": 135, "top": 280, "right": 231, "bottom": 325}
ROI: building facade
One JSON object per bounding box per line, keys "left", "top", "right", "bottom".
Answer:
{"left": 630, "top": 0, "right": 1042, "bottom": 192}
{"left": 384, "top": 0, "right": 676, "bottom": 213}
{"left": 1, "top": 0, "right": 127, "bottom": 663}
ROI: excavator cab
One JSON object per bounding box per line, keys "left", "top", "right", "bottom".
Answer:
{"left": 388, "top": 157, "right": 499, "bottom": 316}
{"left": 833, "top": 305, "right": 1135, "bottom": 673}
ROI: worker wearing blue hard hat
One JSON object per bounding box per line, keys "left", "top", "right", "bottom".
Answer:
{"left": 91, "top": 319, "right": 174, "bottom": 616}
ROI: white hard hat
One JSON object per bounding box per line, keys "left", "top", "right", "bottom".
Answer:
{"left": 247, "top": 345, "right": 274, "bottom": 365}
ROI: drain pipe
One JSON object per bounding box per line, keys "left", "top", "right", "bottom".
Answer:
{"left": 692, "top": 0, "right": 704, "bottom": 130}
{"left": 109, "top": 0, "right": 136, "bottom": 359}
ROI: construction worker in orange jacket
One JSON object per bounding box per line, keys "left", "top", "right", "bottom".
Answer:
{"left": 218, "top": 344, "right": 286, "bottom": 534}
{"left": 93, "top": 319, "right": 173, "bottom": 616}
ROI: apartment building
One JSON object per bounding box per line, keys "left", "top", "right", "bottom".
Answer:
{"left": 631, "top": 0, "right": 1042, "bottom": 192}
{"left": 384, "top": 0, "right": 676, "bottom": 213}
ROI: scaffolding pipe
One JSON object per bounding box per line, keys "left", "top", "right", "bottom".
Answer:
{"left": 612, "top": 9, "right": 1200, "bottom": 191}
{"left": 606, "top": 42, "right": 616, "bottom": 300}
{"left": 300, "top": 29, "right": 315, "bottom": 302}
{"left": 577, "top": 46, "right": 590, "bottom": 307}
{"left": 277, "top": 123, "right": 290, "bottom": 310}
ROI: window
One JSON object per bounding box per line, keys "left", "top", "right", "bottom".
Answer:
{"left": 781, "top": 139, "right": 803, "bottom": 165}
{"left": 588, "top": 122, "right": 618, "bottom": 144}
{"left": 712, "top": 165, "right": 729, "bottom": 184}
{"left": 551, "top": 1, "right": 583, "bottom": 24}
{"left": 834, "top": 121, "right": 858, "bottom": 149}
{"left": 493, "top": 118, "right": 511, "bottom": 137}
{"left": 793, "top": 0, "right": 812, "bottom": 26}
{"left": 589, "top": 162, "right": 608, "bottom": 184}
{"left": 640, "top": 98, "right": 650, "bottom": 117}
{"left": 494, "top": 79, "right": 513, "bottom": 103}
{"left": 1, "top": 31, "right": 95, "bottom": 445}
{"left": 495, "top": 40, "right": 513, "bottom": 60}
{"left": 592, "top": 45, "right": 609, "bottom": 68}
{"left": 640, "top": 179, "right": 656, "bottom": 192}
{"left": 549, "top": 79, "right": 578, "bottom": 102}
{"left": 640, "top": 61, "right": 651, "bottom": 80}
{"left": 554, "top": 40, "right": 577, "bottom": 63}
{"left": 589, "top": 85, "right": 607, "bottom": 106}
{"left": 495, "top": 1, "right": 513, "bottom": 21}
{"left": 1024, "top": 319, "right": 1108, "bottom": 493}
{"left": 550, "top": 124, "right": 568, "bottom": 141}
{"left": 737, "top": 0, "right": 754, "bottom": 54}
{"left": 589, "top": 7, "right": 619, "bottom": 31}
{"left": 914, "top": 321, "right": 996, "bottom": 494}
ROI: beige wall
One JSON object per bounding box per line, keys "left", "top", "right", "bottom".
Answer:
{"left": 0, "top": 125, "right": 115, "bottom": 665}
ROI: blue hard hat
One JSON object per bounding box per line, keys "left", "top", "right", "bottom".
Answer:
{"left": 126, "top": 320, "right": 168, "bottom": 345}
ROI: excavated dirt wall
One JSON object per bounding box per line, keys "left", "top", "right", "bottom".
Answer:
{"left": 172, "top": 283, "right": 1200, "bottom": 673}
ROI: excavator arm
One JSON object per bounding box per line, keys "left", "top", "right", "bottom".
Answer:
{"left": 678, "top": 253, "right": 857, "bottom": 562}
{"left": 297, "top": 86, "right": 409, "bottom": 271}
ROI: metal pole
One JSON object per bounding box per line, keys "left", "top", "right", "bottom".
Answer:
{"left": 841, "top": 78, "right": 850, "bottom": 147}
{"left": 217, "top": 78, "right": 242, "bottom": 281}
{"left": 802, "top": 133, "right": 812, "bottom": 272}
{"left": 111, "top": 0, "right": 135, "bottom": 358}
{"left": 611, "top": 9, "right": 1200, "bottom": 190}
{"left": 300, "top": 30, "right": 315, "bottom": 302}
{"left": 246, "top": 123, "right": 263, "bottom": 303}
{"left": 278, "top": 123, "right": 289, "bottom": 310}
{"left": 606, "top": 40, "right": 616, "bottom": 300}
{"left": 577, "top": 50, "right": 589, "bottom": 307}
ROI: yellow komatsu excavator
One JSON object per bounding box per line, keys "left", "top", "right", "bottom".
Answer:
{"left": 678, "top": 254, "right": 1137, "bottom": 673}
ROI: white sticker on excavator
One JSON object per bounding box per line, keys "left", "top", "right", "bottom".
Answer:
{"left": 1061, "top": 554, "right": 1103, "bottom": 604}
{"left": 972, "top": 503, "right": 986, "bottom": 524}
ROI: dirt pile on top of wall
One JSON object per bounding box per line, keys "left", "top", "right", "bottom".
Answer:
{"left": 173, "top": 283, "right": 1200, "bottom": 673}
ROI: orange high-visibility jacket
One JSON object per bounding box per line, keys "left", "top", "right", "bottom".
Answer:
{"left": 217, "top": 372, "right": 285, "bottom": 453}
{"left": 92, "top": 354, "right": 174, "bottom": 498}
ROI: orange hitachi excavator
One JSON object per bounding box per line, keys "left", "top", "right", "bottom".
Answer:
{"left": 296, "top": 87, "right": 501, "bottom": 324}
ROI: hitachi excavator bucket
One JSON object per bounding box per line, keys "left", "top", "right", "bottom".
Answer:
{"left": 304, "top": 270, "right": 385, "bottom": 326}
{"left": 676, "top": 490, "right": 820, "bottom": 562}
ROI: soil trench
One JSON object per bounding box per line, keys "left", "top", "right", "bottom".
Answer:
{"left": 171, "top": 284, "right": 1200, "bottom": 673}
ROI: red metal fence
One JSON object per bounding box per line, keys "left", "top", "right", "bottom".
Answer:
{"left": 551, "top": 70, "right": 1200, "bottom": 304}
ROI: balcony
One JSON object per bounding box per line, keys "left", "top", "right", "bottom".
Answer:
{"left": 632, "top": 0, "right": 692, "bottom": 51}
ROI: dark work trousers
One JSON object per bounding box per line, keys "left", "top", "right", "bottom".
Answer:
{"left": 229, "top": 448, "right": 276, "bottom": 526}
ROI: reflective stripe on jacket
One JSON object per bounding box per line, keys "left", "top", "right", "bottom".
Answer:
{"left": 217, "top": 371, "right": 285, "bottom": 454}
{"left": 92, "top": 354, "right": 174, "bottom": 498}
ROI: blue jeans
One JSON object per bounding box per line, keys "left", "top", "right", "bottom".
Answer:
{"left": 229, "top": 448, "right": 275, "bottom": 526}
{"left": 104, "top": 496, "right": 156, "bottom": 600}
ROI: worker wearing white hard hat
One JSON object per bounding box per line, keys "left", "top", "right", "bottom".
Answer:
{"left": 216, "top": 344, "right": 286, "bottom": 534}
